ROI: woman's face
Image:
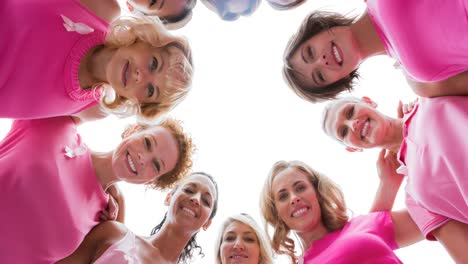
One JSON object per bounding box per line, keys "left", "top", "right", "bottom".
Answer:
{"left": 220, "top": 221, "right": 260, "bottom": 264}
{"left": 289, "top": 26, "right": 360, "bottom": 88}
{"left": 106, "top": 42, "right": 173, "bottom": 105}
{"left": 201, "top": 0, "right": 256, "bottom": 19}
{"left": 272, "top": 167, "right": 324, "bottom": 233}
{"left": 324, "top": 100, "right": 390, "bottom": 149}
{"left": 127, "top": 0, "right": 187, "bottom": 19}
{"left": 112, "top": 126, "right": 179, "bottom": 184}
{"left": 165, "top": 174, "right": 217, "bottom": 231}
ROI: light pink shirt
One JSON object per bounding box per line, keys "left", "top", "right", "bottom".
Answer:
{"left": 367, "top": 0, "right": 468, "bottom": 82}
{"left": 94, "top": 230, "right": 140, "bottom": 264}
{"left": 398, "top": 97, "right": 468, "bottom": 233}
{"left": 0, "top": 0, "right": 107, "bottom": 119}
{"left": 302, "top": 212, "right": 401, "bottom": 264}
{"left": 0, "top": 117, "right": 108, "bottom": 263}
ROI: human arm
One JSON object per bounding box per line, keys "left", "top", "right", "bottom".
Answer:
{"left": 79, "top": 0, "right": 121, "bottom": 23}
{"left": 100, "top": 184, "right": 126, "bottom": 223}
{"left": 390, "top": 210, "right": 424, "bottom": 248}
{"left": 432, "top": 220, "right": 468, "bottom": 264}
{"left": 408, "top": 71, "right": 468, "bottom": 98}
{"left": 73, "top": 105, "right": 109, "bottom": 123}
{"left": 57, "top": 221, "right": 127, "bottom": 263}
{"left": 370, "top": 149, "right": 404, "bottom": 212}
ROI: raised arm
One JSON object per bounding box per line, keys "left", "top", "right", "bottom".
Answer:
{"left": 432, "top": 220, "right": 468, "bottom": 263}
{"left": 408, "top": 71, "right": 468, "bottom": 98}
{"left": 390, "top": 210, "right": 423, "bottom": 248}
{"left": 370, "top": 149, "right": 404, "bottom": 212}
{"left": 73, "top": 105, "right": 109, "bottom": 123}
{"left": 79, "top": 0, "right": 121, "bottom": 23}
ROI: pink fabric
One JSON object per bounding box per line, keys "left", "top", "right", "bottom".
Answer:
{"left": 0, "top": 0, "right": 108, "bottom": 119}
{"left": 366, "top": 0, "right": 468, "bottom": 82}
{"left": 94, "top": 230, "right": 140, "bottom": 264}
{"left": 398, "top": 97, "right": 468, "bottom": 227}
{"left": 302, "top": 212, "right": 401, "bottom": 264}
{"left": 405, "top": 193, "right": 450, "bottom": 240}
{"left": 0, "top": 117, "right": 108, "bottom": 263}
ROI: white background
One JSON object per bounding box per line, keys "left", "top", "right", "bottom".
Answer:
{"left": 0, "top": 0, "right": 452, "bottom": 263}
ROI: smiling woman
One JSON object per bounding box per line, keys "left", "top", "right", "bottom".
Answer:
{"left": 0, "top": 116, "right": 193, "bottom": 263}
{"left": 215, "top": 213, "right": 273, "bottom": 264}
{"left": 58, "top": 172, "right": 219, "bottom": 263}
{"left": 0, "top": 0, "right": 193, "bottom": 121}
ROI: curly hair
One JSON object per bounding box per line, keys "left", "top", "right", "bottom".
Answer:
{"left": 260, "top": 160, "right": 349, "bottom": 262}
{"left": 283, "top": 11, "right": 359, "bottom": 103}
{"left": 214, "top": 213, "right": 273, "bottom": 264}
{"left": 101, "top": 16, "right": 193, "bottom": 119}
{"left": 122, "top": 118, "right": 194, "bottom": 190}
{"left": 151, "top": 172, "right": 219, "bottom": 263}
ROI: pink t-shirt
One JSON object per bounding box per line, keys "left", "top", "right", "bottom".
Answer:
{"left": 0, "top": 0, "right": 108, "bottom": 119}
{"left": 398, "top": 97, "right": 468, "bottom": 227}
{"left": 302, "top": 211, "right": 401, "bottom": 264}
{"left": 94, "top": 230, "right": 140, "bottom": 264}
{"left": 366, "top": 0, "right": 468, "bottom": 82}
{"left": 0, "top": 117, "right": 108, "bottom": 263}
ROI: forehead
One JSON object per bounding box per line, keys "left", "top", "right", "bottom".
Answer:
{"left": 324, "top": 101, "right": 351, "bottom": 138}
{"left": 225, "top": 221, "right": 254, "bottom": 234}
{"left": 272, "top": 167, "right": 308, "bottom": 191}
{"left": 182, "top": 174, "right": 216, "bottom": 198}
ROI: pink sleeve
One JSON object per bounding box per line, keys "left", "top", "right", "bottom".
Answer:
{"left": 372, "top": 211, "right": 400, "bottom": 250}
{"left": 405, "top": 193, "right": 450, "bottom": 240}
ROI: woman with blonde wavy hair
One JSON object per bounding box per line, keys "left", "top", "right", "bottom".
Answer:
{"left": 1, "top": 0, "right": 193, "bottom": 121}
{"left": 215, "top": 213, "right": 273, "bottom": 264}
{"left": 260, "top": 160, "right": 422, "bottom": 263}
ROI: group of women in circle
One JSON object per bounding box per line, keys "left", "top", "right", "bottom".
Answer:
{"left": 1, "top": 0, "right": 467, "bottom": 263}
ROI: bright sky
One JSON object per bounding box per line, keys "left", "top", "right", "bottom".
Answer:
{"left": 0, "top": 0, "right": 453, "bottom": 263}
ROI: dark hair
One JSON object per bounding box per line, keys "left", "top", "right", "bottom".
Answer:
{"left": 150, "top": 172, "right": 219, "bottom": 263}
{"left": 266, "top": 0, "right": 306, "bottom": 11}
{"left": 160, "top": 0, "right": 196, "bottom": 25}
{"left": 283, "top": 11, "right": 359, "bottom": 103}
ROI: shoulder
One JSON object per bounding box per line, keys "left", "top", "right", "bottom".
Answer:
{"left": 79, "top": 0, "right": 121, "bottom": 23}
{"left": 92, "top": 221, "right": 129, "bottom": 243}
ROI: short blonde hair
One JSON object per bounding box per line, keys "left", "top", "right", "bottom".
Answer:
{"left": 260, "top": 160, "right": 349, "bottom": 262}
{"left": 102, "top": 16, "right": 193, "bottom": 120}
{"left": 215, "top": 214, "right": 273, "bottom": 264}
{"left": 122, "top": 118, "right": 194, "bottom": 189}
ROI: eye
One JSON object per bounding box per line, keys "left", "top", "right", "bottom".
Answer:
{"left": 278, "top": 192, "right": 288, "bottom": 202}
{"left": 147, "top": 83, "right": 155, "bottom": 98}
{"left": 225, "top": 236, "right": 235, "bottom": 242}
{"left": 152, "top": 160, "right": 160, "bottom": 173}
{"left": 295, "top": 184, "right": 306, "bottom": 192}
{"left": 183, "top": 188, "right": 194, "bottom": 194}
{"left": 144, "top": 137, "right": 151, "bottom": 150}
{"left": 149, "top": 0, "right": 157, "bottom": 7}
{"left": 150, "top": 57, "right": 158, "bottom": 71}
{"left": 244, "top": 237, "right": 256, "bottom": 243}
{"left": 307, "top": 46, "right": 314, "bottom": 60}
{"left": 347, "top": 106, "right": 355, "bottom": 119}
{"left": 317, "top": 71, "right": 325, "bottom": 82}
{"left": 340, "top": 127, "right": 348, "bottom": 139}
{"left": 202, "top": 198, "right": 211, "bottom": 207}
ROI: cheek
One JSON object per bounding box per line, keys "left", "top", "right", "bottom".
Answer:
{"left": 220, "top": 243, "right": 231, "bottom": 258}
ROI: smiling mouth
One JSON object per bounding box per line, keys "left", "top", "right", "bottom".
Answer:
{"left": 126, "top": 152, "right": 137, "bottom": 175}
{"left": 360, "top": 118, "right": 370, "bottom": 139}
{"left": 181, "top": 206, "right": 197, "bottom": 218}
{"left": 230, "top": 254, "right": 248, "bottom": 260}
{"left": 291, "top": 207, "right": 309, "bottom": 218}
{"left": 332, "top": 42, "right": 343, "bottom": 66}
{"left": 122, "top": 61, "right": 129, "bottom": 87}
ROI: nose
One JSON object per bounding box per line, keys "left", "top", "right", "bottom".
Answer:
{"left": 137, "top": 153, "right": 146, "bottom": 166}
{"left": 134, "top": 67, "right": 150, "bottom": 84}
{"left": 320, "top": 54, "right": 329, "bottom": 66}
{"left": 233, "top": 238, "right": 245, "bottom": 250}
{"left": 190, "top": 194, "right": 200, "bottom": 207}
{"left": 291, "top": 195, "right": 300, "bottom": 205}
{"left": 352, "top": 119, "right": 360, "bottom": 131}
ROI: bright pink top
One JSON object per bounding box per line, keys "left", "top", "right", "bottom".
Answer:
{"left": 0, "top": 117, "right": 108, "bottom": 263}
{"left": 0, "top": 0, "right": 108, "bottom": 119}
{"left": 302, "top": 212, "right": 401, "bottom": 264}
{"left": 94, "top": 230, "right": 140, "bottom": 264}
{"left": 398, "top": 97, "right": 468, "bottom": 229}
{"left": 366, "top": 0, "right": 468, "bottom": 82}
